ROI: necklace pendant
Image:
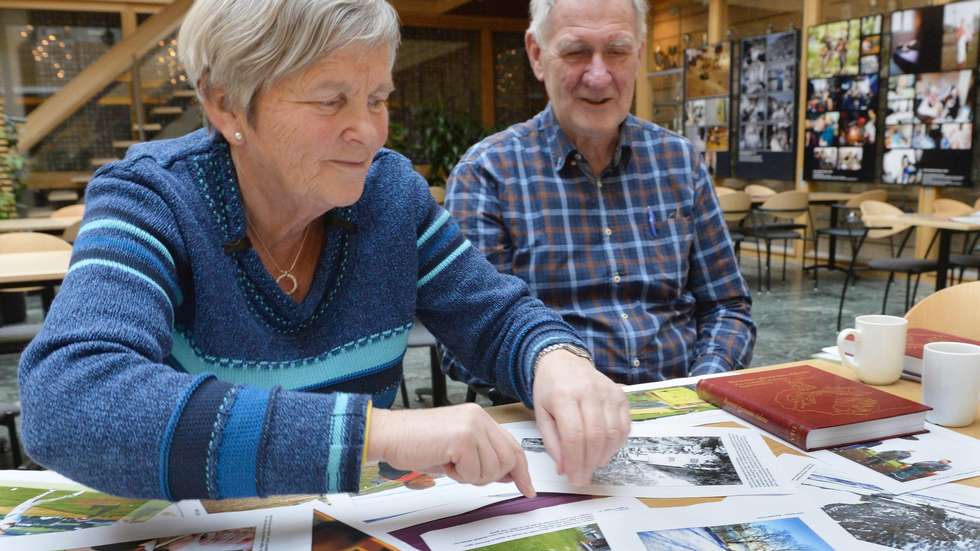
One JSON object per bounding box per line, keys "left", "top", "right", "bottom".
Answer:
{"left": 275, "top": 272, "right": 299, "bottom": 296}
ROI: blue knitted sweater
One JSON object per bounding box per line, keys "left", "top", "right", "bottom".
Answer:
{"left": 19, "top": 129, "right": 585, "bottom": 500}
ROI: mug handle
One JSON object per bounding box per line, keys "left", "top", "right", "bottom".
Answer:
{"left": 837, "top": 328, "right": 860, "bottom": 372}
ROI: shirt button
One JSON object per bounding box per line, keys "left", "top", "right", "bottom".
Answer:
{"left": 612, "top": 274, "right": 621, "bottom": 284}
{"left": 632, "top": 358, "right": 641, "bottom": 368}
{"left": 603, "top": 227, "right": 613, "bottom": 237}
{"left": 620, "top": 313, "right": 629, "bottom": 320}
{"left": 596, "top": 178, "right": 603, "bottom": 188}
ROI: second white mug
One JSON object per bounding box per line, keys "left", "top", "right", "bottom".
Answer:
{"left": 836, "top": 314, "right": 908, "bottom": 385}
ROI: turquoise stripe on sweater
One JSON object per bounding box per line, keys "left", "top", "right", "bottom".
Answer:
{"left": 79, "top": 219, "right": 176, "bottom": 267}
{"left": 169, "top": 328, "right": 410, "bottom": 389}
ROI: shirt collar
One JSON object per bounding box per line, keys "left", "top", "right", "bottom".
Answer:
{"left": 541, "top": 103, "right": 636, "bottom": 172}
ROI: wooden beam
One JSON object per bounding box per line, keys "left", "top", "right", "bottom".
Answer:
{"left": 18, "top": 0, "right": 193, "bottom": 153}
{"left": 480, "top": 28, "right": 494, "bottom": 129}
{"left": 707, "top": 0, "right": 729, "bottom": 44}
{"left": 915, "top": 188, "right": 939, "bottom": 259}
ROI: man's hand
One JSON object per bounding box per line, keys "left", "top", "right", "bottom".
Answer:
{"left": 532, "top": 349, "right": 630, "bottom": 485}
{"left": 367, "top": 404, "right": 535, "bottom": 497}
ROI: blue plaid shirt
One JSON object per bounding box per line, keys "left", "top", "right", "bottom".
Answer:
{"left": 443, "top": 106, "right": 755, "bottom": 385}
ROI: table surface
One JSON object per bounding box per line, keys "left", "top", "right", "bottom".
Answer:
{"left": 0, "top": 217, "right": 80, "bottom": 233}
{"left": 488, "top": 358, "right": 979, "bottom": 508}
{"left": 0, "top": 250, "right": 72, "bottom": 285}
{"left": 750, "top": 191, "right": 857, "bottom": 204}
{"left": 868, "top": 212, "right": 980, "bottom": 231}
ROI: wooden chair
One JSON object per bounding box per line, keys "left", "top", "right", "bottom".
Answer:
{"left": 51, "top": 203, "right": 85, "bottom": 219}
{"left": 742, "top": 191, "right": 809, "bottom": 291}
{"left": 62, "top": 219, "right": 82, "bottom": 243}
{"left": 715, "top": 186, "right": 736, "bottom": 196}
{"left": 812, "top": 189, "right": 888, "bottom": 289}
{"left": 718, "top": 191, "right": 752, "bottom": 262}
{"left": 905, "top": 281, "right": 980, "bottom": 340}
{"left": 744, "top": 184, "right": 776, "bottom": 199}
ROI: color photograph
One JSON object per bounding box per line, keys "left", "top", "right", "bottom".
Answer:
{"left": 891, "top": 7, "right": 945, "bottom": 75}
{"left": 686, "top": 43, "right": 730, "bottom": 99}
{"left": 885, "top": 124, "right": 913, "bottom": 148}
{"left": 882, "top": 149, "right": 923, "bottom": 184}
{"left": 941, "top": 122, "right": 973, "bottom": 149}
{"left": 312, "top": 509, "right": 396, "bottom": 551}
{"left": 0, "top": 484, "right": 170, "bottom": 537}
{"left": 638, "top": 518, "right": 835, "bottom": 551}
{"left": 942, "top": 0, "right": 980, "bottom": 71}
{"left": 839, "top": 75, "right": 878, "bottom": 112}
{"left": 914, "top": 70, "right": 974, "bottom": 124}
{"left": 66, "top": 527, "right": 255, "bottom": 551}
{"left": 807, "top": 78, "right": 839, "bottom": 114}
{"left": 836, "top": 147, "right": 864, "bottom": 171}
{"left": 705, "top": 97, "right": 728, "bottom": 126}
{"left": 706, "top": 125, "right": 729, "bottom": 151}
{"left": 813, "top": 147, "right": 839, "bottom": 170}
{"left": 626, "top": 384, "right": 718, "bottom": 422}
{"left": 886, "top": 98, "right": 915, "bottom": 124}
{"left": 806, "top": 112, "right": 840, "bottom": 147}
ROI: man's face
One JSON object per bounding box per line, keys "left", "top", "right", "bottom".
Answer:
{"left": 526, "top": 0, "right": 642, "bottom": 144}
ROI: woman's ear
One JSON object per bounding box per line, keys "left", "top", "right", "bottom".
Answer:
{"left": 199, "top": 81, "right": 246, "bottom": 145}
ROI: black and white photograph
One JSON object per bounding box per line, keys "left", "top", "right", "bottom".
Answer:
{"left": 767, "top": 124, "right": 792, "bottom": 151}
{"left": 686, "top": 99, "right": 706, "bottom": 127}
{"left": 740, "top": 95, "right": 765, "bottom": 123}
{"left": 740, "top": 123, "right": 765, "bottom": 151}
{"left": 507, "top": 424, "right": 792, "bottom": 498}
{"left": 767, "top": 31, "right": 796, "bottom": 64}
{"left": 767, "top": 65, "right": 794, "bottom": 93}
{"left": 768, "top": 95, "right": 794, "bottom": 124}
{"left": 803, "top": 468, "right": 980, "bottom": 551}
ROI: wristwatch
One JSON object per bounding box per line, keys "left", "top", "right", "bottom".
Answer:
{"left": 534, "top": 343, "right": 593, "bottom": 374}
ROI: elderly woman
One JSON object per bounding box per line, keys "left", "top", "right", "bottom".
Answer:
{"left": 19, "top": 0, "right": 628, "bottom": 500}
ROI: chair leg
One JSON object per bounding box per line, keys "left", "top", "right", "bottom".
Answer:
{"left": 400, "top": 379, "right": 410, "bottom": 409}
{"left": 881, "top": 273, "right": 895, "bottom": 314}
{"left": 765, "top": 239, "right": 773, "bottom": 291}
{"left": 904, "top": 274, "right": 912, "bottom": 312}
{"left": 836, "top": 233, "right": 865, "bottom": 331}
{"left": 2, "top": 415, "right": 22, "bottom": 469}
{"left": 911, "top": 274, "right": 923, "bottom": 307}
{"left": 429, "top": 346, "right": 448, "bottom": 407}
{"left": 781, "top": 239, "right": 788, "bottom": 282}
{"left": 813, "top": 233, "right": 821, "bottom": 290}
{"left": 756, "top": 240, "right": 764, "bottom": 292}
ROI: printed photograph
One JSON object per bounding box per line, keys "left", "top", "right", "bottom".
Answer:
{"left": 862, "top": 14, "right": 883, "bottom": 36}
{"left": 807, "top": 78, "right": 839, "bottom": 114}
{"left": 626, "top": 384, "right": 718, "bottom": 422}
{"left": 889, "top": 74, "right": 917, "bottom": 100}
{"left": 687, "top": 99, "right": 707, "bottom": 127}
{"left": 742, "top": 62, "right": 767, "bottom": 95}
{"left": 806, "top": 112, "right": 840, "bottom": 147}
{"left": 836, "top": 147, "right": 864, "bottom": 171}
{"left": 67, "top": 527, "right": 255, "bottom": 551}
{"left": 767, "top": 31, "right": 797, "bottom": 65}
{"left": 768, "top": 124, "right": 792, "bottom": 152}
{"left": 686, "top": 43, "right": 731, "bottom": 99}
{"left": 522, "top": 436, "right": 742, "bottom": 487}
{"left": 862, "top": 34, "right": 881, "bottom": 56}
{"left": 882, "top": 149, "right": 923, "bottom": 184}
{"left": 768, "top": 95, "right": 794, "bottom": 124}
{"left": 886, "top": 98, "right": 915, "bottom": 124}
{"left": 860, "top": 54, "right": 879, "bottom": 75}
{"left": 840, "top": 110, "right": 875, "bottom": 146}
{"left": 885, "top": 124, "right": 913, "bottom": 148}
{"left": 914, "top": 70, "right": 975, "bottom": 124}
{"left": 830, "top": 437, "right": 956, "bottom": 483}
{"left": 741, "top": 37, "right": 766, "bottom": 70}
{"left": 942, "top": 0, "right": 980, "bottom": 71}
{"left": 705, "top": 98, "right": 728, "bottom": 126}
{"left": 471, "top": 523, "right": 610, "bottom": 551}
{"left": 767, "top": 65, "right": 794, "bottom": 93}
{"left": 808, "top": 20, "right": 862, "bottom": 78}
{"left": 359, "top": 462, "right": 442, "bottom": 495}
{"left": 740, "top": 123, "right": 765, "bottom": 151}
{"left": 202, "top": 494, "right": 317, "bottom": 515}
{"left": 312, "top": 509, "right": 396, "bottom": 551}
{"left": 891, "top": 7, "right": 945, "bottom": 75}
{"left": 839, "top": 75, "right": 878, "bottom": 112}
{"left": 0, "top": 485, "right": 170, "bottom": 537}
{"left": 706, "top": 126, "right": 729, "bottom": 151}
{"left": 813, "top": 147, "right": 839, "bottom": 171}
{"left": 805, "top": 471, "right": 980, "bottom": 551}
{"left": 912, "top": 124, "right": 941, "bottom": 149}
{"left": 638, "top": 518, "right": 835, "bottom": 551}
{"left": 740, "top": 95, "right": 765, "bottom": 123}
{"left": 941, "top": 122, "right": 973, "bottom": 149}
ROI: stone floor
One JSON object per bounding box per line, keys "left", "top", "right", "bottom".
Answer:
{"left": 1, "top": 257, "right": 953, "bottom": 412}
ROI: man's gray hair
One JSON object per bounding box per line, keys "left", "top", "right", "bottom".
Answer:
{"left": 528, "top": 0, "right": 648, "bottom": 44}
{"left": 178, "top": 0, "right": 400, "bottom": 125}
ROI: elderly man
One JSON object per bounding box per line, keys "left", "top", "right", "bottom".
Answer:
{"left": 444, "top": 0, "right": 755, "bottom": 388}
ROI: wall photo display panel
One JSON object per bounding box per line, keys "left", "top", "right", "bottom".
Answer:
{"left": 735, "top": 30, "right": 799, "bottom": 180}
{"left": 804, "top": 15, "right": 882, "bottom": 182}
{"left": 685, "top": 42, "right": 731, "bottom": 178}
{"left": 884, "top": 1, "right": 979, "bottom": 186}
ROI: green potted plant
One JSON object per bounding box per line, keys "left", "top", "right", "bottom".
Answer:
{"left": 388, "top": 103, "right": 488, "bottom": 191}
{"left": 0, "top": 114, "right": 26, "bottom": 220}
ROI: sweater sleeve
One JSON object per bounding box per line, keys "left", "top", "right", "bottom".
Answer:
{"left": 18, "top": 163, "right": 368, "bottom": 500}
{"left": 406, "top": 163, "right": 586, "bottom": 409}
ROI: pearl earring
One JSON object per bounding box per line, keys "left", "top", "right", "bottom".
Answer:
{"left": 233, "top": 131, "right": 244, "bottom": 143}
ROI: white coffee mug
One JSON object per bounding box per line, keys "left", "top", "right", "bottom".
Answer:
{"left": 922, "top": 341, "right": 980, "bottom": 427}
{"left": 836, "top": 314, "right": 908, "bottom": 385}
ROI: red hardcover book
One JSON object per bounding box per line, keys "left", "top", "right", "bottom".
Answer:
{"left": 696, "top": 365, "right": 931, "bottom": 451}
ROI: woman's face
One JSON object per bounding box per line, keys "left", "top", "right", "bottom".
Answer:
{"left": 242, "top": 45, "right": 394, "bottom": 209}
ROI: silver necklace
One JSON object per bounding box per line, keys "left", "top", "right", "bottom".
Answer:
{"left": 248, "top": 221, "right": 311, "bottom": 296}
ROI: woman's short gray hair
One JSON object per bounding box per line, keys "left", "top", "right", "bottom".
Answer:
{"left": 528, "top": 0, "right": 648, "bottom": 44}
{"left": 179, "top": 0, "right": 400, "bottom": 125}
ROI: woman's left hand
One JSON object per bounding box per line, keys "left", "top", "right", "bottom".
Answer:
{"left": 531, "top": 351, "right": 630, "bottom": 486}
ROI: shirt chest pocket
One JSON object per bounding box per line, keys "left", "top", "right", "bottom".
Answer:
{"left": 637, "top": 215, "right": 695, "bottom": 297}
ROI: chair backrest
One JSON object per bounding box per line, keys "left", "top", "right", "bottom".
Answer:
{"left": 933, "top": 198, "right": 973, "bottom": 216}
{"left": 0, "top": 232, "right": 73, "bottom": 254}
{"left": 844, "top": 188, "right": 888, "bottom": 208}
{"left": 745, "top": 184, "right": 776, "bottom": 198}
{"left": 759, "top": 190, "right": 808, "bottom": 221}
{"left": 62, "top": 219, "right": 83, "bottom": 243}
{"left": 974, "top": 197, "right": 980, "bottom": 210}
{"left": 718, "top": 191, "right": 752, "bottom": 224}
{"left": 905, "top": 281, "right": 980, "bottom": 340}
{"left": 715, "top": 186, "right": 736, "bottom": 196}
{"left": 859, "top": 200, "right": 909, "bottom": 240}
{"left": 51, "top": 204, "right": 85, "bottom": 219}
